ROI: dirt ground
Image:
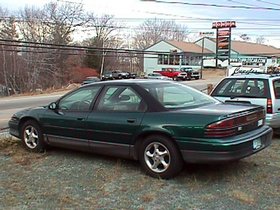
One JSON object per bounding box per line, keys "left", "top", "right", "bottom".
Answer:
{"left": 0, "top": 135, "right": 279, "bottom": 209}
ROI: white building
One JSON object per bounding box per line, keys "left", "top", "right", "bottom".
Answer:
{"left": 144, "top": 40, "right": 212, "bottom": 74}
{"left": 143, "top": 38, "right": 280, "bottom": 75}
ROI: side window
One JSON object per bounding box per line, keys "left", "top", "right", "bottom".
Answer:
{"left": 274, "top": 80, "right": 280, "bottom": 99}
{"left": 59, "top": 86, "right": 100, "bottom": 111}
{"left": 97, "top": 86, "right": 146, "bottom": 112}
{"left": 156, "top": 86, "right": 194, "bottom": 106}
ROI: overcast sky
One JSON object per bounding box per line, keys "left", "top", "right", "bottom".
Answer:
{"left": 1, "top": 0, "right": 280, "bottom": 46}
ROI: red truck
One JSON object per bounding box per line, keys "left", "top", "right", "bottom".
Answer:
{"left": 154, "top": 67, "right": 200, "bottom": 80}
{"left": 153, "top": 68, "right": 180, "bottom": 80}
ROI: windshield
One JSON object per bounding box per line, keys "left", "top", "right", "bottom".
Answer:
{"left": 140, "top": 82, "right": 217, "bottom": 109}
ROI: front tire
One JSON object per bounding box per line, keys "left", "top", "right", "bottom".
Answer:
{"left": 21, "top": 120, "right": 46, "bottom": 153}
{"left": 139, "top": 135, "right": 183, "bottom": 179}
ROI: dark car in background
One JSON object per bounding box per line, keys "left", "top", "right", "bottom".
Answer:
{"left": 126, "top": 72, "right": 137, "bottom": 79}
{"left": 9, "top": 80, "right": 272, "bottom": 179}
{"left": 101, "top": 72, "right": 113, "bottom": 81}
{"left": 112, "top": 70, "right": 129, "bottom": 79}
{"left": 81, "top": 76, "right": 100, "bottom": 85}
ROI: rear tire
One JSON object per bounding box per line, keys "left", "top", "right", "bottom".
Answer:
{"left": 21, "top": 120, "right": 46, "bottom": 153}
{"left": 139, "top": 135, "right": 183, "bottom": 179}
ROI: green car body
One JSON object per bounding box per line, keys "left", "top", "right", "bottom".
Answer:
{"left": 9, "top": 80, "right": 273, "bottom": 178}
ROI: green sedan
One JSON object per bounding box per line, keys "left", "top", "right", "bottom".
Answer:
{"left": 9, "top": 80, "right": 273, "bottom": 179}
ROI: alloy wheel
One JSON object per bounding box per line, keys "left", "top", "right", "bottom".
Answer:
{"left": 144, "top": 142, "right": 171, "bottom": 173}
{"left": 24, "top": 125, "right": 39, "bottom": 149}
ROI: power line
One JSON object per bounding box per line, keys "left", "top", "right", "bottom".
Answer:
{"left": 227, "top": 0, "right": 257, "bottom": 7}
{"left": 0, "top": 39, "right": 169, "bottom": 55}
{"left": 254, "top": 0, "right": 280, "bottom": 7}
{"left": 1, "top": 39, "right": 280, "bottom": 56}
{"left": 142, "top": 0, "right": 280, "bottom": 11}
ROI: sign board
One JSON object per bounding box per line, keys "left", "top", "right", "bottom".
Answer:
{"left": 199, "top": 32, "right": 214, "bottom": 36}
{"left": 213, "top": 21, "right": 236, "bottom": 65}
{"left": 212, "top": 21, "right": 236, "bottom": 29}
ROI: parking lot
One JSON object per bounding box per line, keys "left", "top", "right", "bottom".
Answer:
{"left": 0, "top": 135, "right": 279, "bottom": 209}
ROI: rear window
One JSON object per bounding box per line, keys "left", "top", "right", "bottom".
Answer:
{"left": 273, "top": 79, "right": 280, "bottom": 99}
{"left": 212, "top": 78, "right": 270, "bottom": 98}
{"left": 141, "top": 82, "right": 217, "bottom": 109}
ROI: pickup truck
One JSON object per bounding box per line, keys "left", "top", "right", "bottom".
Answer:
{"left": 154, "top": 68, "right": 200, "bottom": 80}
{"left": 153, "top": 68, "right": 180, "bottom": 80}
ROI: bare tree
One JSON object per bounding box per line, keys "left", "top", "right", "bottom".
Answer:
{"left": 0, "top": 7, "right": 21, "bottom": 95}
{"left": 133, "top": 18, "right": 189, "bottom": 50}
{"left": 256, "top": 36, "right": 265, "bottom": 44}
{"left": 17, "top": 1, "right": 87, "bottom": 90}
{"left": 83, "top": 14, "right": 123, "bottom": 74}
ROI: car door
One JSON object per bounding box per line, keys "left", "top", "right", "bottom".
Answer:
{"left": 41, "top": 86, "right": 102, "bottom": 149}
{"left": 86, "top": 85, "right": 147, "bottom": 157}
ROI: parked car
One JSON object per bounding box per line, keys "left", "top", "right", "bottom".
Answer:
{"left": 81, "top": 76, "right": 100, "bottom": 85}
{"left": 180, "top": 67, "right": 200, "bottom": 80}
{"left": 126, "top": 72, "right": 137, "bottom": 79}
{"left": 111, "top": 70, "right": 129, "bottom": 79}
{"left": 211, "top": 72, "right": 280, "bottom": 133}
{"left": 145, "top": 73, "right": 172, "bottom": 80}
{"left": 9, "top": 80, "right": 272, "bottom": 179}
{"left": 101, "top": 72, "right": 113, "bottom": 81}
{"left": 176, "top": 71, "right": 192, "bottom": 81}
{"left": 153, "top": 68, "right": 180, "bottom": 79}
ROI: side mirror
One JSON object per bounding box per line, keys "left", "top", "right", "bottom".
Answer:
{"left": 48, "top": 102, "right": 57, "bottom": 110}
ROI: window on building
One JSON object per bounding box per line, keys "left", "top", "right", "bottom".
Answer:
{"left": 158, "top": 54, "right": 163, "bottom": 64}
{"left": 163, "top": 55, "right": 169, "bottom": 64}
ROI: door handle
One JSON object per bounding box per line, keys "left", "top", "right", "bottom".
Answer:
{"left": 127, "top": 119, "right": 136, "bottom": 123}
{"left": 77, "top": 117, "right": 84, "bottom": 121}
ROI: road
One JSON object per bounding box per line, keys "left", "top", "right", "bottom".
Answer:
{"left": 0, "top": 78, "right": 222, "bottom": 129}
{"left": 0, "top": 94, "right": 64, "bottom": 129}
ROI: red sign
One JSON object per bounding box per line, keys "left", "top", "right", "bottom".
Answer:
{"left": 218, "top": 30, "right": 231, "bottom": 36}
{"left": 218, "top": 42, "right": 229, "bottom": 48}
{"left": 212, "top": 21, "right": 236, "bottom": 29}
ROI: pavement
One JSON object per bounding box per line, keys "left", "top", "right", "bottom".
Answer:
{"left": 0, "top": 76, "right": 225, "bottom": 130}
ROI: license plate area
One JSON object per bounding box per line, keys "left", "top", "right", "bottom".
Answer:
{"left": 253, "top": 138, "right": 262, "bottom": 150}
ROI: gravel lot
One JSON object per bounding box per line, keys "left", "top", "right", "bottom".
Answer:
{"left": 0, "top": 135, "right": 279, "bottom": 210}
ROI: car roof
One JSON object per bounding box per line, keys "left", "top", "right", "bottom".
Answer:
{"left": 83, "top": 79, "right": 172, "bottom": 86}
{"left": 226, "top": 73, "right": 280, "bottom": 80}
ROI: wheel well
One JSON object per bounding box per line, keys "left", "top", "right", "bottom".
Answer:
{"left": 133, "top": 131, "right": 179, "bottom": 160}
{"left": 19, "top": 117, "right": 41, "bottom": 136}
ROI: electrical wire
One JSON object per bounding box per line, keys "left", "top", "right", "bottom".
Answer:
{"left": 1, "top": 39, "right": 280, "bottom": 56}
{"left": 227, "top": 0, "right": 257, "bottom": 7}
{"left": 142, "top": 0, "right": 280, "bottom": 11}
{"left": 254, "top": 0, "right": 280, "bottom": 7}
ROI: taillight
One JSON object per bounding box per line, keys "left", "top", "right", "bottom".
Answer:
{"left": 207, "top": 118, "right": 234, "bottom": 129}
{"left": 267, "top": 99, "right": 273, "bottom": 114}
{"left": 205, "top": 110, "right": 265, "bottom": 138}
{"left": 205, "top": 118, "right": 237, "bottom": 138}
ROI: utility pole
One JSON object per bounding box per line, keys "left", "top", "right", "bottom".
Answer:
{"left": 201, "top": 37, "right": 204, "bottom": 79}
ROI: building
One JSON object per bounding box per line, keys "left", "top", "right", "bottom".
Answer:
{"left": 195, "top": 37, "right": 280, "bottom": 67}
{"left": 143, "top": 38, "right": 280, "bottom": 75}
{"left": 144, "top": 40, "right": 213, "bottom": 74}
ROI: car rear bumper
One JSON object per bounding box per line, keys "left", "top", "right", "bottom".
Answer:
{"left": 266, "top": 113, "right": 280, "bottom": 128}
{"left": 179, "top": 126, "right": 273, "bottom": 163}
